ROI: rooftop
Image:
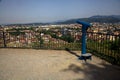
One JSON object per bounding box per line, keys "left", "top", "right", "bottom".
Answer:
{"left": 0, "top": 49, "right": 120, "bottom": 80}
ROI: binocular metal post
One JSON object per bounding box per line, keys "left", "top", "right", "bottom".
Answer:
{"left": 77, "top": 21, "right": 92, "bottom": 61}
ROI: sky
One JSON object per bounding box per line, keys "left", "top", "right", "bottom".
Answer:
{"left": 0, "top": 0, "right": 120, "bottom": 24}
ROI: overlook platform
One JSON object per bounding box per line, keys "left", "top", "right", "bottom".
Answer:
{"left": 0, "top": 49, "right": 120, "bottom": 80}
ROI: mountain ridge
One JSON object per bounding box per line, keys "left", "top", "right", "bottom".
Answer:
{"left": 4, "top": 15, "right": 120, "bottom": 26}
{"left": 54, "top": 15, "right": 120, "bottom": 24}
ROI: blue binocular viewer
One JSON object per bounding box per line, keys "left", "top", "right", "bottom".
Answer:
{"left": 77, "top": 20, "right": 92, "bottom": 61}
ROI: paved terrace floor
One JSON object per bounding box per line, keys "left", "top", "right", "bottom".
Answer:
{"left": 0, "top": 49, "right": 120, "bottom": 80}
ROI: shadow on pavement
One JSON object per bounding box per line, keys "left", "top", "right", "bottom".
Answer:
{"left": 62, "top": 60, "right": 120, "bottom": 80}
{"left": 65, "top": 48, "right": 80, "bottom": 58}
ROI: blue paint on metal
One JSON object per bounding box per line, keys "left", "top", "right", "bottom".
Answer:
{"left": 77, "top": 20, "right": 91, "bottom": 54}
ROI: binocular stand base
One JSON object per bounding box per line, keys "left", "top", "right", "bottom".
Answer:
{"left": 78, "top": 53, "right": 92, "bottom": 61}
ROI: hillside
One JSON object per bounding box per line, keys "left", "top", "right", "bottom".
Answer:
{"left": 55, "top": 15, "right": 120, "bottom": 24}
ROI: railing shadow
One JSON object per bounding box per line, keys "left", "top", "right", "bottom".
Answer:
{"left": 65, "top": 48, "right": 80, "bottom": 58}
{"left": 87, "top": 48, "right": 120, "bottom": 66}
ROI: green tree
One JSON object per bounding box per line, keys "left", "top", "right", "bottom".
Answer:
{"left": 110, "top": 38, "right": 120, "bottom": 50}
{"left": 51, "top": 34, "right": 59, "bottom": 39}
{"left": 61, "top": 35, "right": 74, "bottom": 43}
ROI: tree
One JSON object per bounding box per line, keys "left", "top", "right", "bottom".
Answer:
{"left": 61, "top": 35, "right": 74, "bottom": 43}
{"left": 51, "top": 34, "right": 59, "bottom": 39}
{"left": 110, "top": 38, "right": 120, "bottom": 51}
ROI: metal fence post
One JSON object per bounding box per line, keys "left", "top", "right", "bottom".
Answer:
{"left": 3, "top": 31, "right": 6, "bottom": 48}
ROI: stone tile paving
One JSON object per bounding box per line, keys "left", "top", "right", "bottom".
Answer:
{"left": 0, "top": 49, "right": 120, "bottom": 80}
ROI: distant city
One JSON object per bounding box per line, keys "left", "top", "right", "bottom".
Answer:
{"left": 0, "top": 15, "right": 120, "bottom": 48}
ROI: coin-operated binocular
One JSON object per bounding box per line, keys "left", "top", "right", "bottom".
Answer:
{"left": 77, "top": 20, "right": 92, "bottom": 61}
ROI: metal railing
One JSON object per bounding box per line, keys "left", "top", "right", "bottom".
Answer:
{"left": 0, "top": 31, "right": 81, "bottom": 50}
{"left": 0, "top": 31, "right": 120, "bottom": 65}
{"left": 87, "top": 32, "right": 120, "bottom": 65}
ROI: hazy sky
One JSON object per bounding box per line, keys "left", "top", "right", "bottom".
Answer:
{"left": 0, "top": 0, "right": 120, "bottom": 24}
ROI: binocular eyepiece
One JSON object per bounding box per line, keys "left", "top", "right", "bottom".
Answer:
{"left": 77, "top": 20, "right": 92, "bottom": 28}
